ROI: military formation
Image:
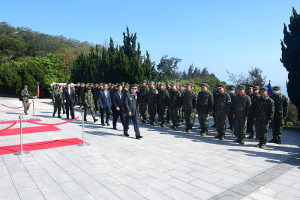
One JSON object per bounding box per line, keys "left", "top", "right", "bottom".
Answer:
{"left": 23, "top": 81, "right": 289, "bottom": 146}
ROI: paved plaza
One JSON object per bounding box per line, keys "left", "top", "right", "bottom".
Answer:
{"left": 0, "top": 98, "right": 299, "bottom": 200}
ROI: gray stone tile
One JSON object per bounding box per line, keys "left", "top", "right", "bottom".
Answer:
{"left": 44, "top": 192, "right": 71, "bottom": 200}
{"left": 13, "top": 177, "right": 38, "bottom": 193}
{"left": 59, "top": 181, "right": 90, "bottom": 199}
{"left": 34, "top": 179, "right": 63, "bottom": 195}
{"left": 164, "top": 188, "right": 198, "bottom": 200}
{"left": 0, "top": 186, "right": 20, "bottom": 200}
{"left": 165, "top": 178, "right": 198, "bottom": 193}
{"left": 109, "top": 185, "right": 146, "bottom": 200}
{"left": 18, "top": 188, "right": 45, "bottom": 200}
{"left": 136, "top": 186, "right": 173, "bottom": 200}
{"left": 93, "top": 173, "right": 122, "bottom": 188}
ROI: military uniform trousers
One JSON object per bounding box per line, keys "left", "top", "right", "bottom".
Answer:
{"left": 84, "top": 106, "right": 96, "bottom": 119}
{"left": 170, "top": 106, "right": 180, "bottom": 126}
{"left": 148, "top": 104, "right": 157, "bottom": 122}
{"left": 22, "top": 100, "right": 30, "bottom": 114}
{"left": 215, "top": 114, "right": 227, "bottom": 137}
{"left": 247, "top": 118, "right": 255, "bottom": 134}
{"left": 272, "top": 118, "right": 284, "bottom": 141}
{"left": 139, "top": 102, "right": 148, "bottom": 121}
{"left": 184, "top": 110, "right": 196, "bottom": 130}
{"left": 198, "top": 112, "right": 209, "bottom": 133}
{"left": 158, "top": 105, "right": 167, "bottom": 124}
{"left": 53, "top": 101, "right": 62, "bottom": 116}
{"left": 256, "top": 121, "right": 269, "bottom": 145}
{"left": 124, "top": 111, "right": 141, "bottom": 137}
{"left": 234, "top": 117, "right": 247, "bottom": 140}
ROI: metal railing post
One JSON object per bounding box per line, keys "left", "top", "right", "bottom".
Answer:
{"left": 78, "top": 111, "right": 90, "bottom": 146}
{"left": 14, "top": 115, "right": 30, "bottom": 155}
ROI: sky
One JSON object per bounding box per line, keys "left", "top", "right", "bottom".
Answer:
{"left": 1, "top": 0, "right": 299, "bottom": 93}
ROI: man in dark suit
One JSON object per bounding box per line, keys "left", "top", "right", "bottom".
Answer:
{"left": 112, "top": 84, "right": 125, "bottom": 129}
{"left": 63, "top": 83, "right": 75, "bottom": 119}
{"left": 124, "top": 84, "right": 142, "bottom": 139}
{"left": 99, "top": 83, "right": 112, "bottom": 125}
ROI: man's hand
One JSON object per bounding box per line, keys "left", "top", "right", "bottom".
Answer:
{"left": 283, "top": 116, "right": 286, "bottom": 120}
{"left": 268, "top": 120, "right": 272, "bottom": 123}
{"left": 64, "top": 100, "right": 66, "bottom": 103}
{"left": 116, "top": 107, "right": 120, "bottom": 111}
{"left": 233, "top": 114, "right": 235, "bottom": 118}
{"left": 245, "top": 116, "right": 248, "bottom": 120}
{"left": 128, "top": 112, "right": 132, "bottom": 116}
{"left": 253, "top": 118, "right": 256, "bottom": 121}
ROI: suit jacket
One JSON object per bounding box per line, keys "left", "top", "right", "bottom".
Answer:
{"left": 99, "top": 90, "right": 112, "bottom": 108}
{"left": 125, "top": 92, "right": 138, "bottom": 116}
{"left": 63, "top": 87, "right": 75, "bottom": 103}
{"left": 113, "top": 91, "right": 125, "bottom": 111}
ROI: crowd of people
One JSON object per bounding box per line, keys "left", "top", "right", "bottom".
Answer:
{"left": 20, "top": 81, "right": 289, "bottom": 147}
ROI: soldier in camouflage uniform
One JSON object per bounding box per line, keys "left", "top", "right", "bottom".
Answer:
{"left": 232, "top": 85, "right": 251, "bottom": 144}
{"left": 183, "top": 84, "right": 197, "bottom": 132}
{"left": 157, "top": 83, "right": 169, "bottom": 127}
{"left": 75, "top": 82, "right": 80, "bottom": 105}
{"left": 212, "top": 86, "right": 219, "bottom": 128}
{"left": 93, "top": 84, "right": 100, "bottom": 113}
{"left": 138, "top": 80, "right": 149, "bottom": 123}
{"left": 79, "top": 83, "right": 85, "bottom": 109}
{"left": 84, "top": 87, "right": 98, "bottom": 122}
{"left": 179, "top": 84, "right": 185, "bottom": 122}
{"left": 169, "top": 84, "right": 182, "bottom": 130}
{"left": 147, "top": 82, "right": 158, "bottom": 125}
{"left": 228, "top": 86, "right": 236, "bottom": 130}
{"left": 246, "top": 84, "right": 255, "bottom": 138}
{"left": 252, "top": 86, "right": 261, "bottom": 140}
{"left": 269, "top": 86, "right": 288, "bottom": 144}
{"left": 21, "top": 85, "right": 30, "bottom": 115}
{"left": 213, "top": 83, "right": 231, "bottom": 140}
{"left": 52, "top": 84, "right": 63, "bottom": 118}
{"left": 253, "top": 87, "right": 274, "bottom": 149}
{"left": 196, "top": 83, "right": 214, "bottom": 136}
{"left": 166, "top": 83, "right": 172, "bottom": 124}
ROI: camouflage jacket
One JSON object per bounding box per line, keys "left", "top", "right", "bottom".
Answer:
{"left": 214, "top": 92, "right": 231, "bottom": 116}
{"left": 196, "top": 91, "right": 214, "bottom": 113}
{"left": 169, "top": 89, "right": 182, "bottom": 108}
{"left": 52, "top": 89, "right": 63, "bottom": 102}
{"left": 183, "top": 90, "right": 197, "bottom": 111}
{"left": 270, "top": 94, "right": 289, "bottom": 119}
{"left": 84, "top": 92, "right": 95, "bottom": 107}
{"left": 147, "top": 88, "right": 157, "bottom": 105}
{"left": 254, "top": 95, "right": 274, "bottom": 123}
{"left": 21, "top": 89, "right": 30, "bottom": 101}
{"left": 233, "top": 94, "right": 251, "bottom": 117}
{"left": 157, "top": 89, "right": 169, "bottom": 107}
{"left": 137, "top": 86, "right": 149, "bottom": 104}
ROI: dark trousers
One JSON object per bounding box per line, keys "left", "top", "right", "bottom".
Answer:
{"left": 100, "top": 107, "right": 111, "bottom": 124}
{"left": 65, "top": 101, "right": 74, "bottom": 119}
{"left": 124, "top": 113, "right": 141, "bottom": 137}
{"left": 113, "top": 109, "right": 124, "bottom": 128}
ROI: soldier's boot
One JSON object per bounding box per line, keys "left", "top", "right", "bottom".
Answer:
{"left": 93, "top": 118, "right": 98, "bottom": 123}
{"left": 172, "top": 125, "right": 178, "bottom": 130}
{"left": 276, "top": 136, "right": 282, "bottom": 144}
{"left": 53, "top": 112, "right": 56, "bottom": 117}
{"left": 160, "top": 123, "right": 166, "bottom": 128}
{"left": 214, "top": 134, "right": 220, "bottom": 139}
{"left": 239, "top": 138, "right": 245, "bottom": 145}
{"left": 247, "top": 133, "right": 254, "bottom": 139}
{"left": 202, "top": 131, "right": 208, "bottom": 136}
{"left": 58, "top": 113, "right": 62, "bottom": 118}
{"left": 219, "top": 133, "right": 225, "bottom": 140}
{"left": 234, "top": 138, "right": 240, "bottom": 143}
{"left": 268, "top": 138, "right": 276, "bottom": 143}
{"left": 84, "top": 117, "right": 87, "bottom": 121}
{"left": 260, "top": 143, "right": 266, "bottom": 149}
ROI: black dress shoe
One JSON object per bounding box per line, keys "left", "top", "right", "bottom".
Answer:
{"left": 106, "top": 122, "right": 110, "bottom": 126}
{"left": 136, "top": 136, "right": 143, "bottom": 139}
{"left": 124, "top": 133, "right": 129, "bottom": 136}
{"left": 94, "top": 119, "right": 98, "bottom": 122}
{"left": 101, "top": 123, "right": 105, "bottom": 126}
{"left": 113, "top": 127, "right": 117, "bottom": 130}
{"left": 58, "top": 115, "right": 62, "bottom": 118}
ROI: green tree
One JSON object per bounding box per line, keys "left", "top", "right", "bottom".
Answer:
{"left": 281, "top": 7, "right": 300, "bottom": 120}
{"left": 157, "top": 55, "right": 181, "bottom": 80}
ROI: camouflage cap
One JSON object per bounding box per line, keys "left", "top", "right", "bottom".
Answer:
{"left": 149, "top": 81, "right": 155, "bottom": 85}
{"left": 248, "top": 84, "right": 254, "bottom": 88}
{"left": 87, "top": 87, "right": 92, "bottom": 90}
{"left": 273, "top": 86, "right": 281, "bottom": 91}
{"left": 238, "top": 85, "right": 246, "bottom": 90}
{"left": 160, "top": 83, "right": 165, "bottom": 86}
{"left": 100, "top": 83, "right": 103, "bottom": 85}
{"left": 81, "top": 82, "right": 85, "bottom": 85}
{"left": 260, "top": 87, "right": 267, "bottom": 92}
{"left": 186, "top": 83, "right": 192, "bottom": 87}
{"left": 24, "top": 85, "right": 28, "bottom": 88}
{"left": 142, "top": 80, "right": 147, "bottom": 83}
{"left": 253, "top": 86, "right": 260, "bottom": 90}
{"left": 201, "top": 83, "right": 208, "bottom": 87}
{"left": 125, "top": 84, "right": 130, "bottom": 88}
{"left": 217, "top": 83, "right": 224, "bottom": 88}
{"left": 121, "top": 82, "right": 125, "bottom": 84}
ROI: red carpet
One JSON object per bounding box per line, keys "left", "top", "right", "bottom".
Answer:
{"left": 0, "top": 119, "right": 42, "bottom": 125}
{"left": 0, "top": 138, "right": 83, "bottom": 155}
{"left": 0, "top": 125, "right": 61, "bottom": 136}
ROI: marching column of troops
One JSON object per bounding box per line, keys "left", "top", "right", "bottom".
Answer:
{"left": 45, "top": 80, "right": 289, "bottom": 146}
